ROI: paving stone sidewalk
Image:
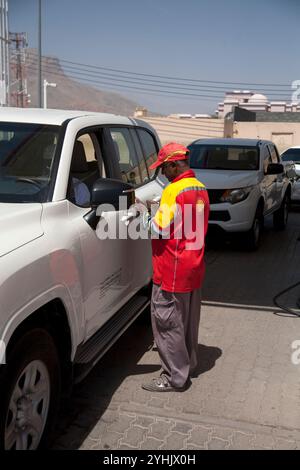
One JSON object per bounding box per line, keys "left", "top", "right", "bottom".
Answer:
{"left": 53, "top": 211, "right": 300, "bottom": 450}
{"left": 54, "top": 403, "right": 300, "bottom": 450}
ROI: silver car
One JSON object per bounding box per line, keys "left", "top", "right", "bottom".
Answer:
{"left": 188, "top": 138, "right": 292, "bottom": 250}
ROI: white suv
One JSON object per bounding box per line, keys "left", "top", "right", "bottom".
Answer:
{"left": 0, "top": 108, "right": 164, "bottom": 449}
{"left": 188, "top": 138, "right": 292, "bottom": 249}
{"left": 281, "top": 146, "right": 300, "bottom": 202}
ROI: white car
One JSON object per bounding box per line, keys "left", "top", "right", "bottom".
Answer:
{"left": 0, "top": 108, "right": 164, "bottom": 449}
{"left": 188, "top": 138, "right": 292, "bottom": 249}
{"left": 281, "top": 146, "right": 300, "bottom": 202}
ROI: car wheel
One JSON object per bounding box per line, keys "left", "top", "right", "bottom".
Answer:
{"left": 273, "top": 193, "right": 289, "bottom": 230}
{"left": 244, "top": 207, "right": 263, "bottom": 251}
{"left": 0, "top": 329, "right": 60, "bottom": 450}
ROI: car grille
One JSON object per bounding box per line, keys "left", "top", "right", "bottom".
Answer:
{"left": 207, "top": 189, "right": 224, "bottom": 204}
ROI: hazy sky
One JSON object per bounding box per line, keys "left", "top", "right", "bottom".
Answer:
{"left": 9, "top": 0, "right": 300, "bottom": 114}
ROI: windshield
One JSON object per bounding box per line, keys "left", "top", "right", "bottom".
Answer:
{"left": 281, "top": 149, "right": 300, "bottom": 163}
{"left": 0, "top": 122, "right": 60, "bottom": 203}
{"left": 188, "top": 144, "right": 259, "bottom": 171}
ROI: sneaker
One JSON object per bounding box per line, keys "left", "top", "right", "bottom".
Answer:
{"left": 142, "top": 374, "right": 186, "bottom": 392}
{"left": 189, "top": 370, "right": 198, "bottom": 378}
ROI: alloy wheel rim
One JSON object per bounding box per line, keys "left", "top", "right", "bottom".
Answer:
{"left": 5, "top": 360, "right": 50, "bottom": 450}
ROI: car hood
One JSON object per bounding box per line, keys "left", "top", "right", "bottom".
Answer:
{"left": 192, "top": 169, "right": 260, "bottom": 189}
{"left": 0, "top": 203, "right": 44, "bottom": 258}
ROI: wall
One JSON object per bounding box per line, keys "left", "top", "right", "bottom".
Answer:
{"left": 140, "top": 116, "right": 224, "bottom": 145}
{"left": 231, "top": 121, "right": 300, "bottom": 153}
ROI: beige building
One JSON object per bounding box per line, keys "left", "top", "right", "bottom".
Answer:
{"left": 137, "top": 115, "right": 224, "bottom": 145}
{"left": 224, "top": 107, "right": 300, "bottom": 153}
{"left": 133, "top": 106, "right": 300, "bottom": 153}
{"left": 217, "top": 91, "right": 300, "bottom": 119}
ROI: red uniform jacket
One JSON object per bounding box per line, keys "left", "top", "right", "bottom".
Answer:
{"left": 151, "top": 170, "right": 210, "bottom": 293}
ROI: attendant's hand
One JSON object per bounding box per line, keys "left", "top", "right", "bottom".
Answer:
{"left": 135, "top": 197, "right": 159, "bottom": 212}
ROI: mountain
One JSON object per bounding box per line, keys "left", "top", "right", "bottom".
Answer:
{"left": 25, "top": 50, "right": 141, "bottom": 115}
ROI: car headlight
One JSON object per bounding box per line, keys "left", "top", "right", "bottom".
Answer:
{"left": 220, "top": 186, "right": 254, "bottom": 204}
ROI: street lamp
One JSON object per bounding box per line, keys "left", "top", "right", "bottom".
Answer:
{"left": 43, "top": 79, "right": 56, "bottom": 109}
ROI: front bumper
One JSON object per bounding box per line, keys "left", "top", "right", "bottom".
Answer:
{"left": 208, "top": 190, "right": 258, "bottom": 233}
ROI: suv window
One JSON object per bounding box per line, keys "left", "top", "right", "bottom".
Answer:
{"left": 130, "top": 129, "right": 150, "bottom": 184}
{"left": 189, "top": 144, "right": 259, "bottom": 170}
{"left": 136, "top": 129, "right": 158, "bottom": 178}
{"left": 281, "top": 148, "right": 300, "bottom": 163}
{"left": 68, "top": 132, "right": 104, "bottom": 207}
{"left": 268, "top": 144, "right": 280, "bottom": 164}
{"left": 109, "top": 127, "right": 142, "bottom": 187}
{"left": 264, "top": 146, "right": 273, "bottom": 173}
{"left": 0, "top": 122, "right": 60, "bottom": 203}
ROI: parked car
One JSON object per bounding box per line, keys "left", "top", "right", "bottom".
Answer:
{"left": 0, "top": 108, "right": 164, "bottom": 449}
{"left": 281, "top": 146, "right": 300, "bottom": 202}
{"left": 187, "top": 138, "right": 292, "bottom": 249}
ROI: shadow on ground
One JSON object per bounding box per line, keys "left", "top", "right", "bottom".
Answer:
{"left": 192, "top": 343, "right": 222, "bottom": 377}
{"left": 52, "top": 307, "right": 222, "bottom": 449}
{"left": 52, "top": 310, "right": 157, "bottom": 448}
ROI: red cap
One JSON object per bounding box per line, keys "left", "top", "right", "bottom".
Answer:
{"left": 149, "top": 142, "right": 189, "bottom": 170}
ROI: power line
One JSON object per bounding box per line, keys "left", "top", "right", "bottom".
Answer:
{"left": 24, "top": 54, "right": 294, "bottom": 95}
{"left": 25, "top": 59, "right": 232, "bottom": 94}
{"left": 25, "top": 64, "right": 232, "bottom": 100}
{"left": 27, "top": 50, "right": 292, "bottom": 88}
{"left": 24, "top": 65, "right": 223, "bottom": 103}
{"left": 23, "top": 63, "right": 294, "bottom": 103}
{"left": 25, "top": 52, "right": 292, "bottom": 93}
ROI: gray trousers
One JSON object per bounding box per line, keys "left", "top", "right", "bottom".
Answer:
{"left": 151, "top": 283, "right": 201, "bottom": 388}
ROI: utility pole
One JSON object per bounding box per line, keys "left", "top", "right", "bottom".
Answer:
{"left": 0, "top": 0, "right": 9, "bottom": 106}
{"left": 43, "top": 79, "right": 56, "bottom": 109}
{"left": 16, "top": 35, "right": 23, "bottom": 106}
{"left": 38, "top": 0, "right": 42, "bottom": 107}
{"left": 9, "top": 32, "right": 28, "bottom": 107}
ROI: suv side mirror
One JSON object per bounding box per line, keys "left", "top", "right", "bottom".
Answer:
{"left": 91, "top": 178, "right": 135, "bottom": 210}
{"left": 266, "top": 163, "right": 284, "bottom": 175}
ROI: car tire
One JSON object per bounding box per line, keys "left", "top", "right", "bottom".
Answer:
{"left": 273, "top": 192, "right": 289, "bottom": 230}
{"left": 0, "top": 329, "right": 61, "bottom": 450}
{"left": 244, "top": 206, "right": 264, "bottom": 251}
